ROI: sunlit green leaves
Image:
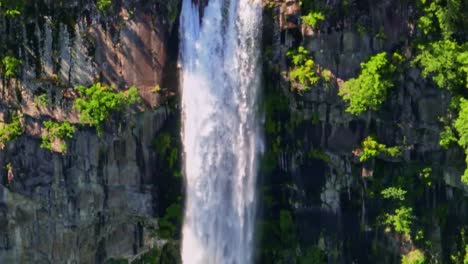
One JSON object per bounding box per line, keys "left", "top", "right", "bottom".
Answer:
{"left": 73, "top": 83, "right": 139, "bottom": 134}
{"left": 339, "top": 52, "right": 399, "bottom": 115}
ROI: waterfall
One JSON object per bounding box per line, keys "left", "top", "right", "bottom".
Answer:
{"left": 179, "top": 0, "right": 262, "bottom": 263}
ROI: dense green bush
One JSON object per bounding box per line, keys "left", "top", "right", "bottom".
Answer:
{"left": 0, "top": 114, "right": 23, "bottom": 148}
{"left": 454, "top": 99, "right": 468, "bottom": 184}
{"left": 1, "top": 56, "right": 21, "bottom": 77}
{"left": 0, "top": 0, "right": 25, "bottom": 17}
{"left": 402, "top": 249, "right": 426, "bottom": 264}
{"left": 158, "top": 200, "right": 182, "bottom": 240}
{"left": 40, "top": 121, "right": 76, "bottom": 153}
{"left": 381, "top": 187, "right": 407, "bottom": 201}
{"left": 97, "top": 0, "right": 111, "bottom": 12}
{"left": 339, "top": 52, "right": 400, "bottom": 115}
{"left": 287, "top": 46, "right": 319, "bottom": 92}
{"left": 384, "top": 206, "right": 414, "bottom": 237}
{"left": 417, "top": 0, "right": 463, "bottom": 38}
{"left": 73, "top": 83, "right": 139, "bottom": 134}
{"left": 359, "top": 136, "right": 401, "bottom": 162}
{"left": 414, "top": 40, "right": 467, "bottom": 92}
{"left": 301, "top": 11, "right": 325, "bottom": 27}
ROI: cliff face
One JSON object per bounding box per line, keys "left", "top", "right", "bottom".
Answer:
{"left": 259, "top": 0, "right": 467, "bottom": 263}
{"left": 0, "top": 0, "right": 181, "bottom": 263}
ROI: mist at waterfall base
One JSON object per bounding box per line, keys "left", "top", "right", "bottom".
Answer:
{"left": 179, "top": 0, "right": 262, "bottom": 263}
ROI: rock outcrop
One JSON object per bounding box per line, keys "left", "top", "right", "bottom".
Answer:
{"left": 0, "top": 0, "right": 181, "bottom": 263}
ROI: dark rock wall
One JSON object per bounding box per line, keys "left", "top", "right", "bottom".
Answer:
{"left": 0, "top": 0, "right": 181, "bottom": 263}
{"left": 260, "top": 0, "right": 467, "bottom": 263}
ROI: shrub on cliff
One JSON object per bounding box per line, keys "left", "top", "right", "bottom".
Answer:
{"left": 358, "top": 136, "right": 401, "bottom": 162}
{"left": 287, "top": 46, "right": 319, "bottom": 92}
{"left": 339, "top": 52, "right": 401, "bottom": 115}
{"left": 455, "top": 99, "right": 468, "bottom": 185}
{"left": 414, "top": 39, "right": 467, "bottom": 93}
{"left": 0, "top": 0, "right": 25, "bottom": 17}
{"left": 97, "top": 0, "right": 111, "bottom": 13}
{"left": 73, "top": 83, "right": 139, "bottom": 134}
{"left": 1, "top": 56, "right": 21, "bottom": 77}
{"left": 0, "top": 114, "right": 23, "bottom": 149}
{"left": 40, "top": 121, "right": 75, "bottom": 153}
{"left": 402, "top": 249, "right": 426, "bottom": 264}
{"left": 301, "top": 11, "right": 325, "bottom": 28}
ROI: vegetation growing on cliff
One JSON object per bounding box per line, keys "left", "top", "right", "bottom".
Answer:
{"left": 1, "top": 56, "right": 21, "bottom": 78}
{"left": 358, "top": 136, "right": 401, "bottom": 162}
{"left": 40, "top": 121, "right": 76, "bottom": 153}
{"left": 301, "top": 11, "right": 325, "bottom": 27}
{"left": 339, "top": 52, "right": 401, "bottom": 115}
{"left": 97, "top": 0, "right": 112, "bottom": 12}
{"left": 287, "top": 46, "right": 319, "bottom": 92}
{"left": 414, "top": 40, "right": 467, "bottom": 93}
{"left": 0, "top": 0, "right": 24, "bottom": 17}
{"left": 454, "top": 99, "right": 468, "bottom": 184}
{"left": 0, "top": 114, "right": 23, "bottom": 149}
{"left": 73, "top": 83, "right": 139, "bottom": 134}
{"left": 402, "top": 249, "right": 426, "bottom": 264}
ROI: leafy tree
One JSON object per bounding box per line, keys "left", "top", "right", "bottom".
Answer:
{"left": 454, "top": 99, "right": 468, "bottom": 184}
{"left": 413, "top": 39, "right": 467, "bottom": 92}
{"left": 73, "top": 83, "right": 139, "bottom": 134}
{"left": 158, "top": 200, "right": 182, "bottom": 239}
{"left": 417, "top": 0, "right": 464, "bottom": 39}
{"left": 358, "top": 136, "right": 401, "bottom": 162}
{"left": 302, "top": 11, "right": 325, "bottom": 27}
{"left": 384, "top": 206, "right": 414, "bottom": 237}
{"left": 0, "top": 114, "right": 23, "bottom": 149}
{"left": 402, "top": 249, "right": 426, "bottom": 264}
{"left": 440, "top": 125, "right": 458, "bottom": 149}
{"left": 97, "top": 0, "right": 111, "bottom": 12}
{"left": 40, "top": 121, "right": 75, "bottom": 153}
{"left": 287, "top": 46, "right": 319, "bottom": 92}
{"left": 339, "top": 52, "right": 400, "bottom": 115}
{"left": 381, "top": 187, "right": 407, "bottom": 201}
{"left": 0, "top": 0, "right": 25, "bottom": 17}
{"left": 1, "top": 56, "right": 21, "bottom": 77}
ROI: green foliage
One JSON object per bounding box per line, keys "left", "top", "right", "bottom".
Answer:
{"left": 40, "top": 121, "right": 75, "bottom": 153}
{"left": 153, "top": 132, "right": 180, "bottom": 172}
{"left": 287, "top": 46, "right": 319, "bottom": 92}
{"left": 0, "top": 0, "right": 25, "bottom": 17}
{"left": 384, "top": 206, "right": 414, "bottom": 237}
{"left": 440, "top": 125, "right": 458, "bottom": 149}
{"left": 402, "top": 249, "right": 426, "bottom": 264}
{"left": 1, "top": 56, "right": 21, "bottom": 77}
{"left": 414, "top": 40, "right": 468, "bottom": 92}
{"left": 359, "top": 136, "right": 401, "bottom": 162}
{"left": 97, "top": 0, "right": 111, "bottom": 12}
{"left": 419, "top": 167, "right": 433, "bottom": 187}
{"left": 73, "top": 83, "right": 139, "bottom": 134}
{"left": 454, "top": 99, "right": 468, "bottom": 185}
{"left": 0, "top": 114, "right": 23, "bottom": 148}
{"left": 381, "top": 187, "right": 407, "bottom": 201}
{"left": 417, "top": 0, "right": 463, "bottom": 38}
{"left": 34, "top": 94, "right": 50, "bottom": 108}
{"left": 158, "top": 200, "right": 182, "bottom": 240}
{"left": 301, "top": 11, "right": 325, "bottom": 27}
{"left": 465, "top": 245, "right": 468, "bottom": 264}
{"left": 339, "top": 52, "right": 399, "bottom": 115}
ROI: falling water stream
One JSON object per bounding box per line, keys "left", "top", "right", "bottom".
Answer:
{"left": 179, "top": 0, "right": 262, "bottom": 263}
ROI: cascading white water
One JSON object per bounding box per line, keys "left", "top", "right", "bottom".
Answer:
{"left": 179, "top": 0, "right": 262, "bottom": 263}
